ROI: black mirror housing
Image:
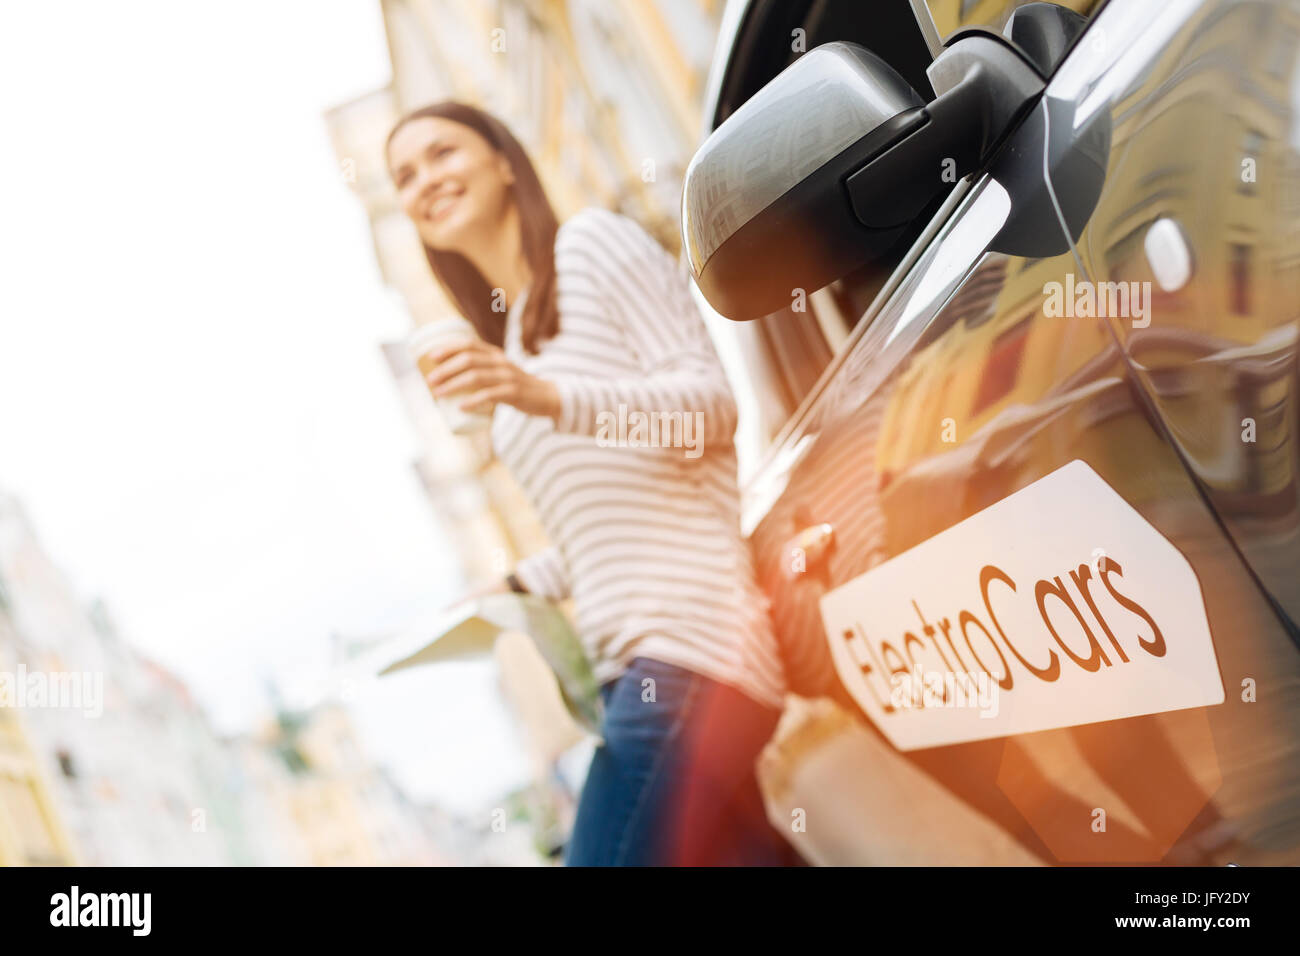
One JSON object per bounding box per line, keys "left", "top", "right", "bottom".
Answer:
{"left": 682, "top": 26, "right": 1059, "bottom": 321}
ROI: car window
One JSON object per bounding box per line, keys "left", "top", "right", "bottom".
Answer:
{"left": 925, "top": 0, "right": 1095, "bottom": 38}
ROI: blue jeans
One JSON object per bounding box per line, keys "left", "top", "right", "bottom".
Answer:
{"left": 565, "top": 657, "right": 801, "bottom": 866}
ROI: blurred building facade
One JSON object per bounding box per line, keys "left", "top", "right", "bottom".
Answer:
{"left": 0, "top": 491, "right": 480, "bottom": 866}
{"left": 0, "top": 492, "right": 243, "bottom": 865}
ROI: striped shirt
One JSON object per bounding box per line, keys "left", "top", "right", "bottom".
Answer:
{"left": 491, "top": 207, "right": 786, "bottom": 710}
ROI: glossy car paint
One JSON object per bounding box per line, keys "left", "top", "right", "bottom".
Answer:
{"left": 725, "top": 0, "right": 1300, "bottom": 863}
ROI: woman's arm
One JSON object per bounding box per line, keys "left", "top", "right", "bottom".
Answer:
{"left": 547, "top": 210, "right": 739, "bottom": 446}
{"left": 422, "top": 209, "right": 738, "bottom": 444}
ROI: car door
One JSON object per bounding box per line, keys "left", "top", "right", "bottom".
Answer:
{"left": 737, "top": 0, "right": 1300, "bottom": 863}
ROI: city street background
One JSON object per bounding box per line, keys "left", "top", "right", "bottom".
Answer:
{"left": 0, "top": 0, "right": 728, "bottom": 865}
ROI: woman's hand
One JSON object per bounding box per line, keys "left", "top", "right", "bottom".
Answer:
{"left": 424, "top": 339, "right": 561, "bottom": 420}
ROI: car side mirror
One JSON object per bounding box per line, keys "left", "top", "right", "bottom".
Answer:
{"left": 681, "top": 32, "right": 1052, "bottom": 321}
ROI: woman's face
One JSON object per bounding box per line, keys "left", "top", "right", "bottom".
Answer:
{"left": 388, "top": 116, "right": 515, "bottom": 251}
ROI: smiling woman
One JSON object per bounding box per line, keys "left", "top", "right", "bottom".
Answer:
{"left": 385, "top": 101, "right": 800, "bottom": 867}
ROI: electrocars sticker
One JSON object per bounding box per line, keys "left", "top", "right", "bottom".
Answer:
{"left": 819, "top": 459, "right": 1224, "bottom": 750}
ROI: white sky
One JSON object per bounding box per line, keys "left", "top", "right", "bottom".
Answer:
{"left": 0, "top": 1, "right": 532, "bottom": 814}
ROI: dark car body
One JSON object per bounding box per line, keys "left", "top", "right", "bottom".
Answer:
{"left": 704, "top": 0, "right": 1300, "bottom": 863}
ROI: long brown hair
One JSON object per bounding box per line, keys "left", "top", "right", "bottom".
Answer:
{"left": 386, "top": 102, "right": 559, "bottom": 353}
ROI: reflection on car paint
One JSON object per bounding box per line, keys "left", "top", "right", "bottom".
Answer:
{"left": 1057, "top": 0, "right": 1300, "bottom": 629}
{"left": 745, "top": 0, "right": 1300, "bottom": 863}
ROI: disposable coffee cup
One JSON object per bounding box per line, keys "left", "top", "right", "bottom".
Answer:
{"left": 407, "top": 318, "right": 494, "bottom": 435}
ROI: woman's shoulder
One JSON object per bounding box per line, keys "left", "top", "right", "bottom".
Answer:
{"left": 557, "top": 205, "right": 634, "bottom": 242}
{"left": 556, "top": 207, "right": 664, "bottom": 267}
